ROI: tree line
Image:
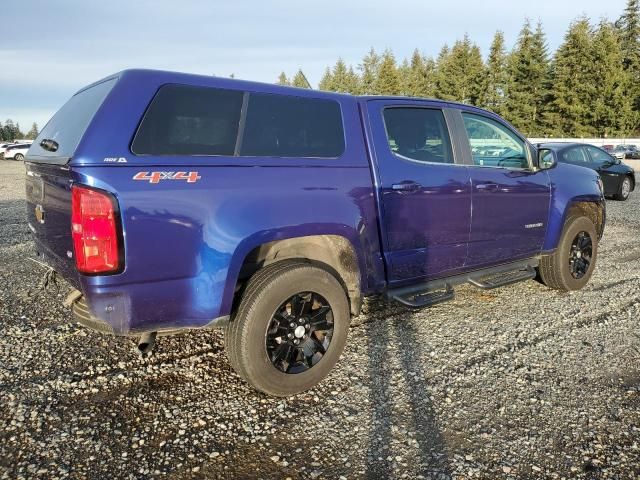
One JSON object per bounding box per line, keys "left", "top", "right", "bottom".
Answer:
{"left": 277, "top": 0, "right": 640, "bottom": 138}
{"left": 0, "top": 120, "right": 39, "bottom": 142}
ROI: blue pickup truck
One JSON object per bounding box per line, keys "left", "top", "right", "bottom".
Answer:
{"left": 25, "top": 69, "right": 605, "bottom": 396}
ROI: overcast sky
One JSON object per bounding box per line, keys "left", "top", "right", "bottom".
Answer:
{"left": 0, "top": 0, "right": 628, "bottom": 130}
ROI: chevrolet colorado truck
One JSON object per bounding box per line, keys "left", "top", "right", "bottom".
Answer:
{"left": 25, "top": 70, "right": 605, "bottom": 396}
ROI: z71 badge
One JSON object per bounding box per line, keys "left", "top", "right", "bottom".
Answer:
{"left": 133, "top": 171, "right": 201, "bottom": 184}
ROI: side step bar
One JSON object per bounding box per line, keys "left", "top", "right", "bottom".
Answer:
{"left": 387, "top": 259, "right": 538, "bottom": 309}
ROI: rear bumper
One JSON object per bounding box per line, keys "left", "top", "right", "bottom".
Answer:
{"left": 69, "top": 291, "right": 229, "bottom": 336}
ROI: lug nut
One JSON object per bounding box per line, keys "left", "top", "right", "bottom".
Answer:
{"left": 305, "top": 324, "right": 310, "bottom": 329}
{"left": 289, "top": 322, "right": 295, "bottom": 328}
{"left": 287, "top": 333, "right": 294, "bottom": 339}
{"left": 294, "top": 339, "right": 299, "bottom": 345}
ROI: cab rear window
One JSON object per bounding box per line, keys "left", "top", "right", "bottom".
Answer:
{"left": 131, "top": 84, "right": 345, "bottom": 158}
{"left": 30, "top": 78, "right": 116, "bottom": 161}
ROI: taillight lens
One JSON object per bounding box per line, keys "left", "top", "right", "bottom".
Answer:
{"left": 71, "top": 185, "right": 121, "bottom": 274}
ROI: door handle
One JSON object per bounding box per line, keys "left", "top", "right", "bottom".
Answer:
{"left": 475, "top": 182, "right": 498, "bottom": 192}
{"left": 391, "top": 181, "right": 422, "bottom": 193}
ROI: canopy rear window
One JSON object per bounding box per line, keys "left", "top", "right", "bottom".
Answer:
{"left": 29, "top": 78, "right": 116, "bottom": 162}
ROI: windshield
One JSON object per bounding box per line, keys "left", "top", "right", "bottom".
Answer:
{"left": 28, "top": 78, "right": 116, "bottom": 161}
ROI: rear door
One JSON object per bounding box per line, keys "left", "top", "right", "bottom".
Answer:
{"left": 458, "top": 111, "right": 551, "bottom": 268}
{"left": 25, "top": 78, "right": 117, "bottom": 280}
{"left": 365, "top": 100, "right": 472, "bottom": 284}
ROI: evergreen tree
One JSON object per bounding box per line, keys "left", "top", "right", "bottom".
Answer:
{"left": 485, "top": 31, "right": 508, "bottom": 115}
{"left": 617, "top": 0, "right": 640, "bottom": 127}
{"left": 358, "top": 47, "right": 380, "bottom": 94}
{"left": 277, "top": 72, "right": 290, "bottom": 86}
{"left": 2, "top": 119, "right": 20, "bottom": 141}
{"left": 548, "top": 17, "right": 594, "bottom": 136}
{"left": 291, "top": 69, "right": 311, "bottom": 88}
{"left": 402, "top": 49, "right": 435, "bottom": 98}
{"left": 0, "top": 121, "right": 4, "bottom": 142}
{"left": 374, "top": 50, "right": 401, "bottom": 95}
{"left": 318, "top": 67, "right": 334, "bottom": 91}
{"left": 434, "top": 34, "right": 485, "bottom": 105}
{"left": 345, "top": 66, "right": 360, "bottom": 94}
{"left": 26, "top": 122, "right": 39, "bottom": 140}
{"left": 590, "top": 21, "right": 635, "bottom": 136}
{"left": 506, "top": 20, "right": 551, "bottom": 136}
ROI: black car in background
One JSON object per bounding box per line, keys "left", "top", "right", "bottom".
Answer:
{"left": 539, "top": 143, "right": 636, "bottom": 201}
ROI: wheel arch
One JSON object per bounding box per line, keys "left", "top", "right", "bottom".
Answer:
{"left": 544, "top": 199, "right": 605, "bottom": 251}
{"left": 228, "top": 234, "right": 363, "bottom": 317}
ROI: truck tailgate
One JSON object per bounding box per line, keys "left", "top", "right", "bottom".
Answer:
{"left": 25, "top": 162, "right": 78, "bottom": 286}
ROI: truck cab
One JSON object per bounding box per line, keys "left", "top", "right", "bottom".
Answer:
{"left": 25, "top": 70, "right": 605, "bottom": 396}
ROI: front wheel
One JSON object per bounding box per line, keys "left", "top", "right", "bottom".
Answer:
{"left": 614, "top": 176, "right": 632, "bottom": 201}
{"left": 538, "top": 215, "right": 598, "bottom": 291}
{"left": 224, "top": 261, "right": 350, "bottom": 396}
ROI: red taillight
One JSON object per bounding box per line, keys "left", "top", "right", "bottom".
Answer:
{"left": 71, "top": 185, "right": 121, "bottom": 274}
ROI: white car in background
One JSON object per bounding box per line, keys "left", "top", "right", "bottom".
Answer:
{"left": 4, "top": 143, "right": 31, "bottom": 161}
{"left": 0, "top": 142, "right": 15, "bottom": 156}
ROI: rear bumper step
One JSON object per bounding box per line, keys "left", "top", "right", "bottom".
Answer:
{"left": 387, "top": 258, "right": 538, "bottom": 309}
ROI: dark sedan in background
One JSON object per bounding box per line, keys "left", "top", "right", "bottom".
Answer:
{"left": 539, "top": 142, "right": 636, "bottom": 201}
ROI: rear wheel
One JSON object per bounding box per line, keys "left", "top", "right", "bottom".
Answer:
{"left": 14, "top": 153, "right": 24, "bottom": 161}
{"left": 538, "top": 215, "right": 598, "bottom": 291}
{"left": 224, "top": 261, "right": 350, "bottom": 396}
{"left": 614, "top": 176, "right": 632, "bottom": 201}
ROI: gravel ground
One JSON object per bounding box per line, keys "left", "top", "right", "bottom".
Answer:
{"left": 1, "top": 159, "right": 639, "bottom": 479}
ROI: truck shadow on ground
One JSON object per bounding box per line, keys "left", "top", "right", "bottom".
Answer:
{"left": 364, "top": 299, "right": 451, "bottom": 479}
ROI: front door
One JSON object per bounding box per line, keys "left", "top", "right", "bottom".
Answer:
{"left": 366, "top": 101, "right": 472, "bottom": 284}
{"left": 460, "top": 111, "right": 551, "bottom": 268}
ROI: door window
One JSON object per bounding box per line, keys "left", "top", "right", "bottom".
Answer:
{"left": 382, "top": 108, "right": 453, "bottom": 164}
{"left": 585, "top": 145, "right": 613, "bottom": 166}
{"left": 561, "top": 147, "right": 589, "bottom": 165}
{"left": 462, "top": 113, "right": 529, "bottom": 169}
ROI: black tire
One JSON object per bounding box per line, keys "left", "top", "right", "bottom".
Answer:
{"left": 538, "top": 215, "right": 598, "bottom": 291}
{"left": 224, "top": 261, "right": 350, "bottom": 396}
{"left": 14, "top": 153, "right": 24, "bottom": 161}
{"left": 614, "top": 176, "right": 632, "bottom": 201}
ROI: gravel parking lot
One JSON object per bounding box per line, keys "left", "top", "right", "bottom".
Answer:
{"left": 1, "top": 159, "right": 639, "bottom": 479}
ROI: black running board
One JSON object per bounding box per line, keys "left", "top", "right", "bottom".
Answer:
{"left": 387, "top": 258, "right": 538, "bottom": 309}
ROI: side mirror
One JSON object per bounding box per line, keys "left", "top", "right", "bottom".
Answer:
{"left": 538, "top": 148, "right": 556, "bottom": 170}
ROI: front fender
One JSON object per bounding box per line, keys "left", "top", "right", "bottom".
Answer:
{"left": 543, "top": 163, "right": 604, "bottom": 251}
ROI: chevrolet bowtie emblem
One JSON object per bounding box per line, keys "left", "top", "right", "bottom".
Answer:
{"left": 35, "top": 204, "right": 45, "bottom": 224}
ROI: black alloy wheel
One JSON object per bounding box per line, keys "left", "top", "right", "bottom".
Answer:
{"left": 266, "top": 291, "right": 334, "bottom": 374}
{"left": 569, "top": 231, "right": 592, "bottom": 279}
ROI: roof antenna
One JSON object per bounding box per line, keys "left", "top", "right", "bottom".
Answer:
{"left": 299, "top": 70, "right": 312, "bottom": 89}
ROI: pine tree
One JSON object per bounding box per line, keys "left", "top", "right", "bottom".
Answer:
{"left": 548, "top": 17, "right": 594, "bottom": 136}
{"left": 590, "top": 21, "right": 635, "bottom": 136}
{"left": 506, "top": 20, "right": 551, "bottom": 136}
{"left": 359, "top": 48, "right": 380, "bottom": 94}
{"left": 2, "top": 119, "right": 20, "bottom": 141}
{"left": 26, "top": 122, "right": 39, "bottom": 140}
{"left": 345, "top": 66, "right": 360, "bottom": 94}
{"left": 374, "top": 50, "right": 401, "bottom": 95}
{"left": 617, "top": 0, "right": 640, "bottom": 128}
{"left": 434, "top": 34, "right": 485, "bottom": 105}
{"left": 485, "top": 31, "right": 508, "bottom": 115}
{"left": 277, "top": 72, "right": 290, "bottom": 86}
{"left": 291, "top": 70, "right": 311, "bottom": 88}
{"left": 402, "top": 49, "right": 434, "bottom": 98}
{"left": 0, "top": 121, "right": 4, "bottom": 142}
{"left": 318, "top": 67, "right": 334, "bottom": 91}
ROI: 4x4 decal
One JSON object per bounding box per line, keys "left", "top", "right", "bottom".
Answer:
{"left": 133, "top": 171, "right": 201, "bottom": 184}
